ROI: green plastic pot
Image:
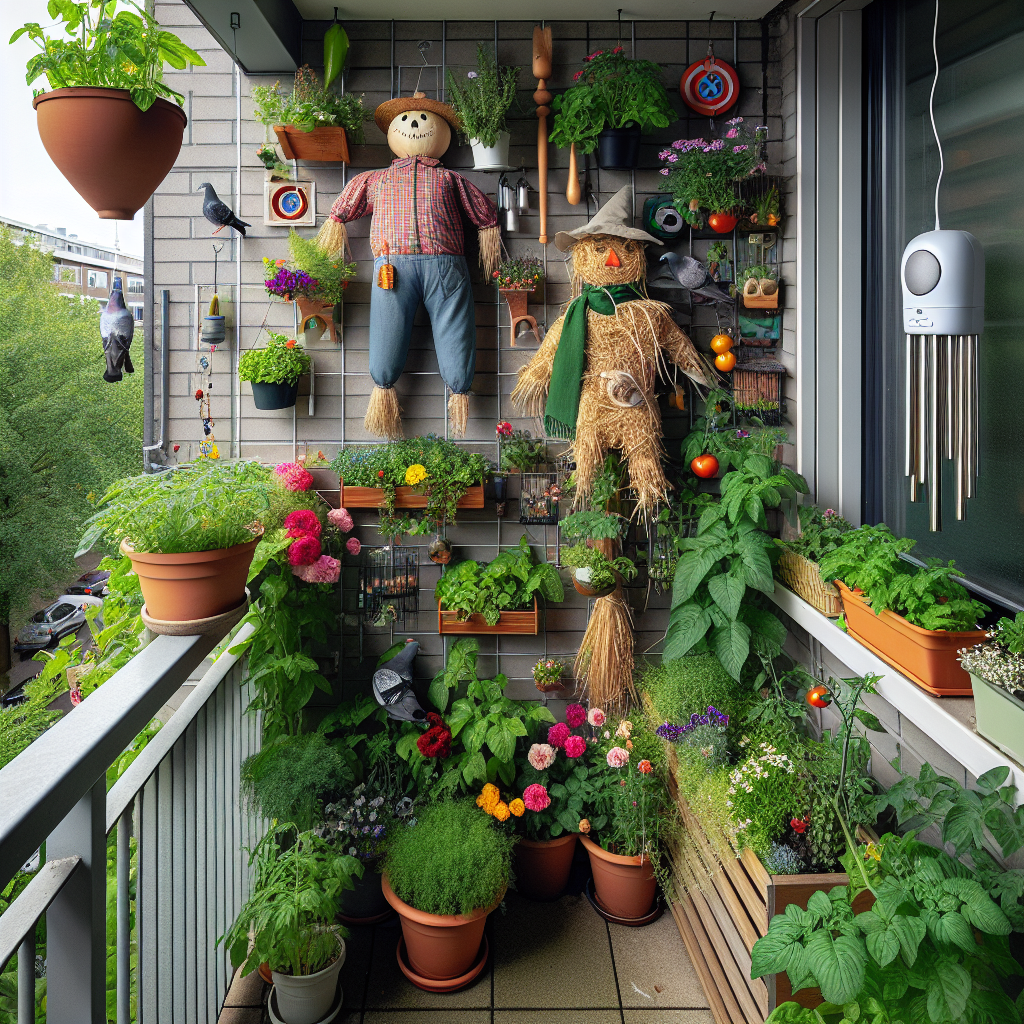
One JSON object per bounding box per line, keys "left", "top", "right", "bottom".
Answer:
{"left": 969, "top": 672, "right": 1024, "bottom": 765}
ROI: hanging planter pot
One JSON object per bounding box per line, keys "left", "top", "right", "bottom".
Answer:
{"left": 251, "top": 379, "right": 300, "bottom": 410}
{"left": 571, "top": 567, "right": 615, "bottom": 599}
{"left": 297, "top": 297, "right": 337, "bottom": 343}
{"left": 33, "top": 89, "right": 187, "bottom": 219}
{"left": 470, "top": 132, "right": 511, "bottom": 170}
{"left": 428, "top": 536, "right": 453, "bottom": 565}
{"left": 596, "top": 123, "right": 642, "bottom": 170}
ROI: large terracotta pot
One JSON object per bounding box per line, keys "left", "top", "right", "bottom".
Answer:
{"left": 836, "top": 581, "right": 986, "bottom": 696}
{"left": 381, "top": 874, "right": 500, "bottom": 981}
{"left": 33, "top": 88, "right": 186, "bottom": 219}
{"left": 580, "top": 834, "right": 656, "bottom": 919}
{"left": 120, "top": 533, "right": 260, "bottom": 621}
{"left": 514, "top": 834, "right": 577, "bottom": 901}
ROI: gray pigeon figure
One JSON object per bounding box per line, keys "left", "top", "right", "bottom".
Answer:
{"left": 100, "top": 277, "right": 135, "bottom": 383}
{"left": 372, "top": 640, "right": 427, "bottom": 722}
{"left": 659, "top": 251, "right": 735, "bottom": 305}
{"left": 196, "top": 182, "right": 250, "bottom": 236}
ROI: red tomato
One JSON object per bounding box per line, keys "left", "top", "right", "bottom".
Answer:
{"left": 691, "top": 454, "right": 719, "bottom": 479}
{"left": 806, "top": 684, "right": 832, "bottom": 708}
{"left": 708, "top": 212, "right": 739, "bottom": 234}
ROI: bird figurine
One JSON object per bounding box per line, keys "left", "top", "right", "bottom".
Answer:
{"left": 100, "top": 277, "right": 134, "bottom": 383}
{"left": 657, "top": 251, "right": 735, "bottom": 304}
{"left": 196, "top": 182, "right": 250, "bottom": 236}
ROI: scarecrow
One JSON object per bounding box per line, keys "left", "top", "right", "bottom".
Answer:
{"left": 511, "top": 186, "right": 714, "bottom": 513}
{"left": 315, "top": 92, "right": 500, "bottom": 438}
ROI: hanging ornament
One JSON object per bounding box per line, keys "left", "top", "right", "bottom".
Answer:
{"left": 680, "top": 14, "right": 740, "bottom": 117}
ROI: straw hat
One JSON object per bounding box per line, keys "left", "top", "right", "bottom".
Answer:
{"left": 374, "top": 91, "right": 461, "bottom": 135}
{"left": 554, "top": 186, "right": 664, "bottom": 251}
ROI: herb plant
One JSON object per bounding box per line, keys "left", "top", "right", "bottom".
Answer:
{"left": 446, "top": 45, "right": 519, "bottom": 147}
{"left": 779, "top": 505, "right": 853, "bottom": 565}
{"left": 560, "top": 543, "right": 636, "bottom": 591}
{"left": 251, "top": 65, "right": 370, "bottom": 142}
{"left": 434, "top": 536, "right": 564, "bottom": 625}
{"left": 496, "top": 422, "right": 546, "bottom": 471}
{"left": 287, "top": 229, "right": 356, "bottom": 306}
{"left": 238, "top": 333, "right": 311, "bottom": 385}
{"left": 78, "top": 460, "right": 270, "bottom": 556}
{"left": 560, "top": 509, "right": 627, "bottom": 542}
{"left": 13, "top": 0, "right": 205, "bottom": 111}
{"left": 549, "top": 47, "right": 674, "bottom": 154}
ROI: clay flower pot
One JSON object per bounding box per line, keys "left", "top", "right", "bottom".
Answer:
{"left": 382, "top": 874, "right": 500, "bottom": 983}
{"left": 296, "top": 297, "right": 337, "bottom": 344}
{"left": 580, "top": 834, "right": 656, "bottom": 919}
{"left": 33, "top": 88, "right": 187, "bottom": 219}
{"left": 120, "top": 533, "right": 261, "bottom": 622}
{"left": 571, "top": 567, "right": 615, "bottom": 599}
{"left": 513, "top": 834, "right": 577, "bottom": 901}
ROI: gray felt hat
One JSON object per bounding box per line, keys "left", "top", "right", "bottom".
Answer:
{"left": 554, "top": 186, "right": 664, "bottom": 252}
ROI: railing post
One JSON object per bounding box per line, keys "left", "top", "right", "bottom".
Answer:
{"left": 46, "top": 778, "right": 107, "bottom": 1024}
{"left": 17, "top": 930, "right": 34, "bottom": 1024}
{"left": 117, "top": 807, "right": 132, "bottom": 1024}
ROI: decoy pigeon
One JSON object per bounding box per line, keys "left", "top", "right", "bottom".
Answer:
{"left": 372, "top": 639, "right": 427, "bottom": 722}
{"left": 196, "top": 182, "right": 250, "bottom": 236}
{"left": 659, "top": 251, "right": 735, "bottom": 304}
{"left": 100, "top": 277, "right": 135, "bottom": 383}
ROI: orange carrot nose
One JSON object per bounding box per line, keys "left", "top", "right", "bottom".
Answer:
{"left": 605, "top": 248, "right": 621, "bottom": 267}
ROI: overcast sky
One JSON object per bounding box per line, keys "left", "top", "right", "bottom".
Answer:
{"left": 1, "top": 2, "right": 144, "bottom": 257}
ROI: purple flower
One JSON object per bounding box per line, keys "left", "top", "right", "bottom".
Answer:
{"left": 658, "top": 149, "right": 672, "bottom": 160}
{"left": 672, "top": 139, "right": 686, "bottom": 150}
{"left": 659, "top": 168, "right": 670, "bottom": 175}
{"left": 733, "top": 144, "right": 748, "bottom": 153}
{"left": 666, "top": 153, "right": 678, "bottom": 163}
{"left": 726, "top": 128, "right": 739, "bottom": 139}
{"left": 467, "top": 71, "right": 478, "bottom": 78}
{"left": 709, "top": 139, "right": 724, "bottom": 151}
{"left": 736, "top": 429, "right": 750, "bottom": 438}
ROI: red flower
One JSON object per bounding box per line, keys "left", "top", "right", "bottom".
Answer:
{"left": 564, "top": 735, "right": 586, "bottom": 758}
{"left": 378, "top": 470, "right": 385, "bottom": 478}
{"left": 638, "top": 759, "right": 653, "bottom": 774}
{"left": 195, "top": 389, "right": 204, "bottom": 401}
{"left": 496, "top": 421, "right": 514, "bottom": 438}
{"left": 288, "top": 536, "right": 322, "bottom": 566}
{"left": 790, "top": 816, "right": 809, "bottom": 834}
{"left": 492, "top": 270, "right": 500, "bottom": 279}
{"left": 417, "top": 712, "right": 452, "bottom": 758}
{"left": 285, "top": 339, "right": 297, "bottom": 348}
{"left": 547, "top": 722, "right": 570, "bottom": 748}
{"left": 284, "top": 509, "right": 322, "bottom": 539}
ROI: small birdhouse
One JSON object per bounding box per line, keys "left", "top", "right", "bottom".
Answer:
{"left": 359, "top": 546, "right": 419, "bottom": 628}
{"left": 733, "top": 356, "right": 786, "bottom": 426}
{"left": 519, "top": 472, "right": 562, "bottom": 525}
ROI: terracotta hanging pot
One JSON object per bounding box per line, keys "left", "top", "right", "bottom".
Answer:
{"left": 580, "top": 834, "right": 656, "bottom": 919}
{"left": 513, "top": 834, "right": 577, "bottom": 901}
{"left": 33, "top": 88, "right": 187, "bottom": 219}
{"left": 296, "top": 297, "right": 337, "bottom": 343}
{"left": 571, "top": 567, "right": 615, "bottom": 599}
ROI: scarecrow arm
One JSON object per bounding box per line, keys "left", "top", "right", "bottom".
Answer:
{"left": 511, "top": 314, "right": 564, "bottom": 417}
{"left": 315, "top": 170, "right": 375, "bottom": 257}
{"left": 657, "top": 308, "right": 716, "bottom": 388}
{"left": 450, "top": 171, "right": 500, "bottom": 279}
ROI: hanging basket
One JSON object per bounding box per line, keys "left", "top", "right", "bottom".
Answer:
{"left": 775, "top": 549, "right": 842, "bottom": 618}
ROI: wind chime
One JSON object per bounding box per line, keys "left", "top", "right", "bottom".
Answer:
{"left": 194, "top": 244, "right": 224, "bottom": 459}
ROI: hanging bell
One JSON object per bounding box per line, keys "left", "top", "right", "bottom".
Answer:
{"left": 517, "top": 177, "right": 530, "bottom": 215}
{"left": 497, "top": 174, "right": 512, "bottom": 211}
{"left": 505, "top": 205, "right": 519, "bottom": 233}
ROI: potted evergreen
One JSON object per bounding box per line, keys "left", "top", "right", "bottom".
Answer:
{"left": 13, "top": 2, "right": 204, "bottom": 219}
{"left": 960, "top": 613, "right": 1024, "bottom": 763}
{"left": 239, "top": 333, "right": 312, "bottom": 411}
{"left": 446, "top": 46, "right": 519, "bottom": 170}
{"left": 549, "top": 47, "right": 674, "bottom": 170}
{"left": 559, "top": 510, "right": 636, "bottom": 598}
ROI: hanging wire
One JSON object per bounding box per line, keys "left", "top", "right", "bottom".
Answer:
{"left": 929, "top": 0, "right": 944, "bottom": 230}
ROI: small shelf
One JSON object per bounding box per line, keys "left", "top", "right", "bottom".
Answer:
{"left": 340, "top": 481, "right": 485, "bottom": 510}
{"left": 437, "top": 597, "right": 539, "bottom": 635}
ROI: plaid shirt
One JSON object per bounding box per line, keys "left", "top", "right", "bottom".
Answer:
{"left": 329, "top": 156, "right": 497, "bottom": 257}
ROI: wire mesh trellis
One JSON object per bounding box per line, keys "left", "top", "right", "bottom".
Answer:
{"left": 358, "top": 546, "right": 419, "bottom": 628}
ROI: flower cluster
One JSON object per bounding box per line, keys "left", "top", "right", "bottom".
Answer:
{"left": 533, "top": 658, "right": 564, "bottom": 690}
{"left": 416, "top": 712, "right": 452, "bottom": 759}
{"left": 324, "top": 783, "right": 392, "bottom": 861}
{"left": 275, "top": 462, "right": 315, "bottom": 492}
{"left": 493, "top": 253, "right": 544, "bottom": 289}
{"left": 656, "top": 706, "right": 730, "bottom": 742}
{"left": 495, "top": 421, "right": 514, "bottom": 439}
{"left": 328, "top": 507, "right": 354, "bottom": 533}
{"left": 960, "top": 641, "right": 1024, "bottom": 697}
{"left": 476, "top": 783, "right": 526, "bottom": 822}
{"left": 727, "top": 743, "right": 796, "bottom": 801}
{"left": 264, "top": 264, "right": 319, "bottom": 300}
{"left": 292, "top": 554, "right": 341, "bottom": 584}
{"left": 404, "top": 463, "right": 428, "bottom": 487}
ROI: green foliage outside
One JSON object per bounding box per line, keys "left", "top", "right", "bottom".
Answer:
{"left": 560, "top": 542, "right": 636, "bottom": 592}
{"left": 446, "top": 45, "right": 519, "bottom": 148}
{"left": 287, "top": 230, "right": 356, "bottom": 306}
{"left": 778, "top": 505, "right": 854, "bottom": 565}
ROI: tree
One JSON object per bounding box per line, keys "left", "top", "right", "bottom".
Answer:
{"left": 0, "top": 230, "right": 143, "bottom": 676}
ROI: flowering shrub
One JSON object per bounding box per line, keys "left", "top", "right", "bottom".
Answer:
{"left": 533, "top": 658, "right": 565, "bottom": 692}
{"left": 275, "top": 462, "right": 315, "bottom": 492}
{"left": 725, "top": 743, "right": 806, "bottom": 856}
{"left": 497, "top": 425, "right": 545, "bottom": 472}
{"left": 960, "top": 611, "right": 1024, "bottom": 698}
{"left": 494, "top": 253, "right": 544, "bottom": 289}
{"left": 263, "top": 263, "right": 320, "bottom": 301}
{"left": 324, "top": 783, "right": 396, "bottom": 861}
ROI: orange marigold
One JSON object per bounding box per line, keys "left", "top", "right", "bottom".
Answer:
{"left": 579, "top": 818, "right": 591, "bottom": 833}
{"left": 638, "top": 759, "right": 653, "bottom": 774}
{"left": 509, "top": 798, "right": 525, "bottom": 818}
{"left": 493, "top": 801, "right": 511, "bottom": 822}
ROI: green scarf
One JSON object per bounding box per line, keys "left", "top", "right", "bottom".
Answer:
{"left": 544, "top": 282, "right": 643, "bottom": 440}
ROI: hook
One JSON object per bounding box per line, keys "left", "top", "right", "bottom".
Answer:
{"left": 707, "top": 10, "right": 716, "bottom": 57}
{"left": 617, "top": 8, "right": 623, "bottom": 45}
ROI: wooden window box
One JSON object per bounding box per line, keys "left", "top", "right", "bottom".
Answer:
{"left": 437, "top": 598, "right": 538, "bottom": 635}
{"left": 339, "top": 481, "right": 485, "bottom": 510}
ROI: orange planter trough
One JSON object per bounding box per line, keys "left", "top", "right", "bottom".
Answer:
{"left": 340, "top": 481, "right": 485, "bottom": 509}
{"left": 836, "top": 581, "right": 986, "bottom": 696}
{"left": 437, "top": 598, "right": 538, "bottom": 635}
{"left": 273, "top": 125, "right": 350, "bottom": 163}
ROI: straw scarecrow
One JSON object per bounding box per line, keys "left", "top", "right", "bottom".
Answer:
{"left": 316, "top": 92, "right": 500, "bottom": 438}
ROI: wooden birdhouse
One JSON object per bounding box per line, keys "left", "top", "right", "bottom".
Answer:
{"left": 733, "top": 356, "right": 787, "bottom": 426}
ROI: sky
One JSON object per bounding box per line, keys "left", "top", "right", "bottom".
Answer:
{"left": 1, "top": 2, "right": 144, "bottom": 257}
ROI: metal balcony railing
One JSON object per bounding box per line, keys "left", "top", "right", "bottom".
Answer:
{"left": 0, "top": 621, "right": 263, "bottom": 1024}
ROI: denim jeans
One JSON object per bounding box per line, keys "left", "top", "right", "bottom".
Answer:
{"left": 370, "top": 253, "right": 476, "bottom": 394}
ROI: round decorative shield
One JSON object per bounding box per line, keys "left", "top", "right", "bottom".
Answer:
{"left": 270, "top": 185, "right": 309, "bottom": 221}
{"left": 680, "top": 57, "right": 740, "bottom": 117}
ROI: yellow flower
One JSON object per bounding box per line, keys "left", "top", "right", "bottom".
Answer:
{"left": 479, "top": 783, "right": 500, "bottom": 814}
{"left": 509, "top": 798, "right": 525, "bottom": 818}
{"left": 493, "top": 801, "right": 511, "bottom": 822}
{"left": 405, "top": 464, "right": 428, "bottom": 486}
{"left": 864, "top": 842, "right": 882, "bottom": 862}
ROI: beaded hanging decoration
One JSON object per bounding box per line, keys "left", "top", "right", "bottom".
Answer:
{"left": 193, "top": 344, "right": 220, "bottom": 459}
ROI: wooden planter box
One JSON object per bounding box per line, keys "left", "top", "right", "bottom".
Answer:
{"left": 339, "top": 481, "right": 485, "bottom": 510}
{"left": 437, "top": 598, "right": 538, "bottom": 635}
{"left": 273, "top": 125, "right": 350, "bottom": 163}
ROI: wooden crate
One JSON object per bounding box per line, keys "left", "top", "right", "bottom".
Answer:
{"left": 339, "top": 481, "right": 485, "bottom": 510}
{"left": 437, "top": 598, "right": 538, "bottom": 635}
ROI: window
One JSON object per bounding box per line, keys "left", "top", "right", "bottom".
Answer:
{"left": 865, "top": 0, "right": 1024, "bottom": 607}
{"left": 48, "top": 604, "right": 76, "bottom": 622}
{"left": 132, "top": 305, "right": 144, "bottom": 322}
{"left": 56, "top": 264, "right": 81, "bottom": 284}
{"left": 87, "top": 270, "right": 108, "bottom": 290}
{"left": 126, "top": 276, "right": 144, "bottom": 294}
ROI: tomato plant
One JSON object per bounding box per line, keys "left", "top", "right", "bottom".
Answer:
{"left": 690, "top": 454, "right": 719, "bottom": 479}
{"left": 806, "top": 684, "right": 831, "bottom": 708}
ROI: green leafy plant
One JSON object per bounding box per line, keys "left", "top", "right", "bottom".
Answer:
{"left": 494, "top": 252, "right": 544, "bottom": 289}
{"left": 560, "top": 509, "right": 627, "bottom": 542}
{"left": 251, "top": 65, "right": 370, "bottom": 141}
{"left": 560, "top": 542, "right": 636, "bottom": 592}
{"left": 238, "top": 333, "right": 311, "bottom": 385}
{"left": 778, "top": 505, "right": 853, "bottom": 565}
{"left": 287, "top": 230, "right": 356, "bottom": 306}
{"left": 446, "top": 45, "right": 519, "bottom": 147}
{"left": 12, "top": 0, "right": 205, "bottom": 111}
{"left": 78, "top": 460, "right": 270, "bottom": 556}
{"left": 549, "top": 47, "right": 674, "bottom": 154}
{"left": 497, "top": 425, "right": 545, "bottom": 472}
{"left": 221, "top": 824, "right": 360, "bottom": 978}
{"left": 384, "top": 798, "right": 515, "bottom": 917}
{"left": 434, "top": 536, "right": 564, "bottom": 625}
{"left": 959, "top": 611, "right": 1024, "bottom": 697}
{"left": 683, "top": 389, "right": 791, "bottom": 468}
{"left": 738, "top": 263, "right": 778, "bottom": 285}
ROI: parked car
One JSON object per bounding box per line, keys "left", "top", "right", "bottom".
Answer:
{"left": 2, "top": 682, "right": 28, "bottom": 708}
{"left": 14, "top": 597, "right": 103, "bottom": 653}
{"left": 66, "top": 569, "right": 110, "bottom": 597}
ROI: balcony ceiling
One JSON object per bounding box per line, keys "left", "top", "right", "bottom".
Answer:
{"left": 294, "top": 0, "right": 776, "bottom": 18}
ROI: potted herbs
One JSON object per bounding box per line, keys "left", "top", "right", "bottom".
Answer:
{"left": 446, "top": 46, "right": 519, "bottom": 170}
{"left": 559, "top": 510, "right": 636, "bottom": 598}
{"left": 960, "top": 612, "right": 1024, "bottom": 762}
{"left": 382, "top": 799, "right": 515, "bottom": 990}
{"left": 533, "top": 657, "right": 567, "bottom": 693}
{"left": 77, "top": 460, "right": 269, "bottom": 624}
{"left": 495, "top": 420, "right": 546, "bottom": 473}
{"left": 738, "top": 264, "right": 780, "bottom": 308}
{"left": 239, "top": 333, "right": 311, "bottom": 411}
{"left": 221, "top": 825, "right": 360, "bottom": 1024}
{"left": 550, "top": 47, "right": 674, "bottom": 170}
{"left": 252, "top": 65, "right": 370, "bottom": 163}
{"left": 774, "top": 505, "right": 853, "bottom": 617}
{"left": 13, "top": 2, "right": 204, "bottom": 219}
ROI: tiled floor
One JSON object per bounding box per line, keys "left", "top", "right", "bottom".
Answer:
{"left": 221, "top": 878, "right": 713, "bottom": 1024}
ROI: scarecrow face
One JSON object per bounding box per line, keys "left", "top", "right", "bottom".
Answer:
{"left": 572, "top": 234, "right": 648, "bottom": 287}
{"left": 387, "top": 110, "right": 452, "bottom": 159}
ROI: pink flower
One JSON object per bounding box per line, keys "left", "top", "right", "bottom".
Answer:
{"left": 346, "top": 537, "right": 361, "bottom": 556}
{"left": 547, "top": 722, "right": 570, "bottom": 748}
{"left": 292, "top": 555, "right": 341, "bottom": 584}
{"left": 660, "top": 168, "right": 670, "bottom": 176}
{"left": 523, "top": 784, "right": 551, "bottom": 812}
{"left": 284, "top": 509, "right": 322, "bottom": 539}
{"left": 528, "top": 743, "right": 557, "bottom": 770}
{"left": 274, "top": 462, "right": 314, "bottom": 492}
{"left": 565, "top": 704, "right": 586, "bottom": 728}
{"left": 709, "top": 139, "right": 724, "bottom": 151}
{"left": 564, "top": 735, "right": 586, "bottom": 758}
{"left": 69, "top": 687, "right": 82, "bottom": 706}
{"left": 726, "top": 128, "right": 739, "bottom": 138}
{"left": 587, "top": 708, "right": 606, "bottom": 728}
{"left": 328, "top": 507, "right": 354, "bottom": 533}
{"left": 606, "top": 746, "right": 630, "bottom": 769}
{"left": 733, "top": 144, "right": 748, "bottom": 153}
{"left": 288, "top": 536, "right": 322, "bottom": 566}
{"left": 727, "top": 116, "right": 743, "bottom": 125}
